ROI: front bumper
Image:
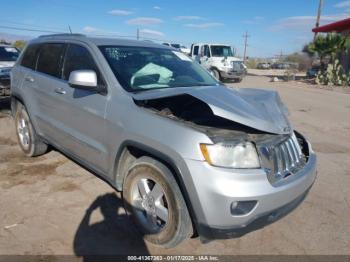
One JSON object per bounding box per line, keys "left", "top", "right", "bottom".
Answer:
{"left": 220, "top": 69, "right": 246, "bottom": 79}
{"left": 184, "top": 145, "right": 317, "bottom": 239}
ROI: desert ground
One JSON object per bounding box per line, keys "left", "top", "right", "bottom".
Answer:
{"left": 0, "top": 75, "right": 349, "bottom": 257}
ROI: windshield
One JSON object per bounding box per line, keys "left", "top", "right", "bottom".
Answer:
{"left": 0, "top": 46, "right": 19, "bottom": 62}
{"left": 210, "top": 45, "right": 233, "bottom": 57}
{"left": 99, "top": 46, "right": 218, "bottom": 92}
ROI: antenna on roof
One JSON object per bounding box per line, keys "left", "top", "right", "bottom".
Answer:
{"left": 68, "top": 25, "right": 72, "bottom": 34}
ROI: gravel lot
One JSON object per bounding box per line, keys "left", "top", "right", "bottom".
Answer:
{"left": 0, "top": 75, "right": 349, "bottom": 256}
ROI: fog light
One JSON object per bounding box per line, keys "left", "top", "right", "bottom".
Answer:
{"left": 231, "top": 200, "right": 257, "bottom": 216}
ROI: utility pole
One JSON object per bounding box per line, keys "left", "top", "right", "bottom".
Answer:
{"left": 242, "top": 31, "right": 250, "bottom": 62}
{"left": 136, "top": 28, "right": 140, "bottom": 40}
{"left": 274, "top": 50, "right": 283, "bottom": 61}
{"left": 314, "top": 0, "right": 323, "bottom": 40}
{"left": 68, "top": 25, "right": 72, "bottom": 34}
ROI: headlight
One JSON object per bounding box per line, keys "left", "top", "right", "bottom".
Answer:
{"left": 200, "top": 142, "right": 260, "bottom": 169}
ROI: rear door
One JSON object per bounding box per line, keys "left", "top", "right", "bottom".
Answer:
{"left": 14, "top": 44, "right": 42, "bottom": 131}
{"left": 33, "top": 42, "right": 67, "bottom": 140}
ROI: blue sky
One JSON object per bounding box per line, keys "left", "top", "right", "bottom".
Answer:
{"left": 1, "top": 0, "right": 349, "bottom": 57}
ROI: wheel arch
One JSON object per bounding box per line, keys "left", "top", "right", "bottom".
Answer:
{"left": 10, "top": 93, "right": 25, "bottom": 116}
{"left": 113, "top": 141, "right": 198, "bottom": 235}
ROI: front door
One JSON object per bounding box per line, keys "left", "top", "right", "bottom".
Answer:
{"left": 53, "top": 43, "right": 109, "bottom": 173}
{"left": 199, "top": 45, "right": 211, "bottom": 70}
{"left": 34, "top": 42, "right": 109, "bottom": 173}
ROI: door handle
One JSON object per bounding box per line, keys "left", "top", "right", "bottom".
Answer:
{"left": 25, "top": 76, "right": 34, "bottom": 82}
{"left": 54, "top": 88, "right": 66, "bottom": 95}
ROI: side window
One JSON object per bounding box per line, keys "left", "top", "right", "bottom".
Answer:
{"left": 21, "top": 44, "right": 40, "bottom": 70}
{"left": 63, "top": 44, "right": 102, "bottom": 84}
{"left": 204, "top": 45, "right": 210, "bottom": 57}
{"left": 193, "top": 46, "right": 199, "bottom": 56}
{"left": 37, "top": 43, "right": 65, "bottom": 78}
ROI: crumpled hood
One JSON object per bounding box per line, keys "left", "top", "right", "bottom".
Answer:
{"left": 132, "top": 85, "right": 292, "bottom": 135}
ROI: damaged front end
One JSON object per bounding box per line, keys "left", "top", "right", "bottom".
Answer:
{"left": 132, "top": 85, "right": 310, "bottom": 185}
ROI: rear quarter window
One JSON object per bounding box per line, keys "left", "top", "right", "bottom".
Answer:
{"left": 21, "top": 44, "right": 40, "bottom": 70}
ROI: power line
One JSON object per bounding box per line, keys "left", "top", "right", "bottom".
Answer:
{"left": 0, "top": 25, "right": 65, "bottom": 34}
{"left": 242, "top": 31, "right": 250, "bottom": 62}
{"left": 0, "top": 24, "right": 193, "bottom": 46}
{"left": 0, "top": 19, "right": 67, "bottom": 31}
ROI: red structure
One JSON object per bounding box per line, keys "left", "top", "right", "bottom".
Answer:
{"left": 312, "top": 18, "right": 350, "bottom": 33}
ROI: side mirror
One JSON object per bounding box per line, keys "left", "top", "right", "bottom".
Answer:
{"left": 68, "top": 70, "right": 98, "bottom": 91}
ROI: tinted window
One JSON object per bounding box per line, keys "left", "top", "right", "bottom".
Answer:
{"left": 21, "top": 44, "right": 40, "bottom": 69}
{"left": 37, "top": 43, "right": 65, "bottom": 77}
{"left": 204, "top": 45, "right": 210, "bottom": 57}
{"left": 63, "top": 44, "right": 100, "bottom": 82}
{"left": 193, "top": 46, "right": 199, "bottom": 56}
{"left": 0, "top": 46, "right": 20, "bottom": 62}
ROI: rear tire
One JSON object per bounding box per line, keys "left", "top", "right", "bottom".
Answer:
{"left": 123, "top": 156, "right": 193, "bottom": 248}
{"left": 15, "top": 103, "right": 48, "bottom": 157}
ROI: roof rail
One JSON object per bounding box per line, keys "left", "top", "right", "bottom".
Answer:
{"left": 39, "top": 33, "right": 86, "bottom": 38}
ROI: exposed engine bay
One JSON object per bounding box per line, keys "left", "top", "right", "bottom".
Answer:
{"left": 134, "top": 94, "right": 282, "bottom": 143}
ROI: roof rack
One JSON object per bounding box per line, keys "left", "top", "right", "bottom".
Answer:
{"left": 39, "top": 33, "right": 86, "bottom": 38}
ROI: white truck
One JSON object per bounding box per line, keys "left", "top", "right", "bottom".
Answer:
{"left": 190, "top": 43, "right": 246, "bottom": 82}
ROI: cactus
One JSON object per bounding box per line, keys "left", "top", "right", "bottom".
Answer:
{"left": 315, "top": 59, "right": 349, "bottom": 86}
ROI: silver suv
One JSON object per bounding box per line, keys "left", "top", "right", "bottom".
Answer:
{"left": 10, "top": 34, "right": 317, "bottom": 248}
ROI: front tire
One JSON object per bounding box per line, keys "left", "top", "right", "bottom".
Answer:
{"left": 211, "top": 69, "right": 221, "bottom": 81}
{"left": 15, "top": 103, "right": 48, "bottom": 157}
{"left": 123, "top": 157, "right": 193, "bottom": 248}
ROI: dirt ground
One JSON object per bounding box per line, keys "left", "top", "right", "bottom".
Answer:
{"left": 0, "top": 75, "right": 349, "bottom": 256}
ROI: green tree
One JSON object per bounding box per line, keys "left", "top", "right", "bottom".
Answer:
{"left": 303, "top": 33, "right": 350, "bottom": 64}
{"left": 303, "top": 33, "right": 350, "bottom": 86}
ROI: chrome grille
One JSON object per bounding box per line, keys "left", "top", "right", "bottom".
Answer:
{"left": 258, "top": 133, "right": 306, "bottom": 185}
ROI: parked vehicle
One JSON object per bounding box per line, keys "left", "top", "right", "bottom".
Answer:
{"left": 11, "top": 34, "right": 317, "bottom": 248}
{"left": 271, "top": 62, "right": 298, "bottom": 70}
{"left": 162, "top": 42, "right": 190, "bottom": 55}
{"left": 0, "top": 45, "right": 20, "bottom": 96}
{"left": 306, "top": 65, "right": 321, "bottom": 78}
{"left": 257, "top": 62, "right": 271, "bottom": 70}
{"left": 190, "top": 43, "right": 246, "bottom": 82}
{"left": 271, "top": 63, "right": 289, "bottom": 69}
